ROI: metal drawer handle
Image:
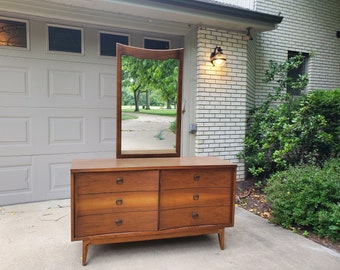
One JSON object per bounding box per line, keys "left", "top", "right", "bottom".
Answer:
{"left": 192, "top": 212, "right": 199, "bottom": 219}
{"left": 193, "top": 175, "right": 200, "bottom": 182}
{"left": 116, "top": 199, "right": 123, "bottom": 205}
{"left": 115, "top": 218, "right": 123, "bottom": 226}
{"left": 116, "top": 177, "right": 124, "bottom": 185}
{"left": 193, "top": 194, "right": 199, "bottom": 200}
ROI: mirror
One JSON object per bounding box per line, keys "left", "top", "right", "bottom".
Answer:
{"left": 116, "top": 43, "right": 183, "bottom": 158}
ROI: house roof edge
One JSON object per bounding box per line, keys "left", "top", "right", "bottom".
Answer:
{"left": 148, "top": 0, "right": 283, "bottom": 24}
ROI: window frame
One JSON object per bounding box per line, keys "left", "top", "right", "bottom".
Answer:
{"left": 143, "top": 37, "right": 171, "bottom": 50}
{"left": 46, "top": 23, "right": 84, "bottom": 55}
{"left": 98, "top": 31, "right": 130, "bottom": 57}
{"left": 0, "top": 16, "right": 29, "bottom": 50}
{"left": 287, "top": 51, "right": 309, "bottom": 96}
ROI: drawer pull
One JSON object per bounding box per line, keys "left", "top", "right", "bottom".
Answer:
{"left": 192, "top": 212, "right": 199, "bottom": 219}
{"left": 193, "top": 194, "right": 200, "bottom": 200}
{"left": 116, "top": 199, "right": 123, "bottom": 205}
{"left": 116, "top": 177, "right": 124, "bottom": 185}
{"left": 115, "top": 218, "right": 123, "bottom": 226}
{"left": 193, "top": 175, "right": 200, "bottom": 182}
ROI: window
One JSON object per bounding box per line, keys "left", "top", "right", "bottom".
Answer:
{"left": 48, "top": 25, "right": 82, "bottom": 53}
{"left": 99, "top": 32, "right": 129, "bottom": 57}
{"left": 287, "top": 51, "right": 309, "bottom": 96}
{"left": 0, "top": 18, "right": 28, "bottom": 48}
{"left": 144, "top": 38, "right": 170, "bottom": 50}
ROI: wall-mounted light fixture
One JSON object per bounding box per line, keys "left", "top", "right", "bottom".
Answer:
{"left": 246, "top": 27, "right": 254, "bottom": 41}
{"left": 210, "top": 46, "right": 226, "bottom": 67}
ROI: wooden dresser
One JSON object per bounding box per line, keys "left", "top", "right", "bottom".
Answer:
{"left": 71, "top": 157, "right": 236, "bottom": 265}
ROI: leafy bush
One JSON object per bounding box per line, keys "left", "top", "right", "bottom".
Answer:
{"left": 169, "top": 119, "right": 176, "bottom": 133}
{"left": 239, "top": 90, "right": 340, "bottom": 178}
{"left": 306, "top": 89, "right": 340, "bottom": 156}
{"left": 238, "top": 52, "right": 339, "bottom": 178}
{"left": 264, "top": 158, "right": 340, "bottom": 241}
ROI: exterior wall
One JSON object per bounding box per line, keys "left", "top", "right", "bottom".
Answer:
{"left": 196, "top": 27, "right": 247, "bottom": 179}
{"left": 246, "top": 38, "right": 257, "bottom": 113}
{"left": 254, "top": 0, "right": 340, "bottom": 105}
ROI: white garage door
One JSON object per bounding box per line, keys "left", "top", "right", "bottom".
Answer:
{"left": 0, "top": 16, "right": 184, "bottom": 205}
{"left": 0, "top": 21, "right": 117, "bottom": 205}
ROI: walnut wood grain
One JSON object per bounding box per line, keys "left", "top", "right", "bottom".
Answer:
{"left": 160, "top": 188, "right": 231, "bottom": 209}
{"left": 77, "top": 191, "right": 159, "bottom": 216}
{"left": 160, "top": 168, "right": 232, "bottom": 189}
{"left": 77, "top": 211, "right": 158, "bottom": 237}
{"left": 75, "top": 170, "right": 158, "bottom": 194}
{"left": 159, "top": 206, "right": 232, "bottom": 230}
{"left": 71, "top": 157, "right": 236, "bottom": 266}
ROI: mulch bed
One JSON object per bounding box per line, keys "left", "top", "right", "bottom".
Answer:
{"left": 236, "top": 179, "right": 340, "bottom": 253}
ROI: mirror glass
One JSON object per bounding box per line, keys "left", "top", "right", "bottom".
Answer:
{"left": 116, "top": 44, "right": 183, "bottom": 158}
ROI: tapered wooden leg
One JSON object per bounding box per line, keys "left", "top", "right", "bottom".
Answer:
{"left": 217, "top": 229, "right": 225, "bottom": 250}
{"left": 82, "top": 241, "right": 90, "bottom": 266}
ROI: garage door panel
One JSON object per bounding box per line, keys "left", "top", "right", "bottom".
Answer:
{"left": 0, "top": 116, "right": 31, "bottom": 145}
{"left": 0, "top": 57, "right": 116, "bottom": 109}
{"left": 100, "top": 117, "right": 116, "bottom": 143}
{"left": 0, "top": 166, "right": 31, "bottom": 193}
{"left": 0, "top": 66, "right": 29, "bottom": 95}
{"left": 0, "top": 156, "right": 33, "bottom": 205}
{"left": 49, "top": 117, "right": 85, "bottom": 145}
{"left": 0, "top": 108, "right": 115, "bottom": 156}
{"left": 32, "top": 152, "right": 115, "bottom": 201}
{"left": 99, "top": 72, "right": 116, "bottom": 98}
{"left": 48, "top": 69, "right": 84, "bottom": 98}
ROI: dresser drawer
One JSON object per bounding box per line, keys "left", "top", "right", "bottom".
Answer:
{"left": 75, "top": 170, "right": 158, "bottom": 194}
{"left": 160, "top": 168, "right": 232, "bottom": 190}
{"left": 76, "top": 211, "right": 158, "bottom": 237}
{"left": 159, "top": 206, "right": 232, "bottom": 230}
{"left": 160, "top": 188, "right": 231, "bottom": 209}
{"left": 77, "top": 191, "right": 158, "bottom": 216}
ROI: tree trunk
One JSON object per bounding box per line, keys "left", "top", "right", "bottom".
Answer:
{"left": 134, "top": 90, "right": 140, "bottom": 112}
{"left": 145, "top": 90, "right": 150, "bottom": 110}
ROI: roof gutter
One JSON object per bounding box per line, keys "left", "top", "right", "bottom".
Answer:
{"left": 1, "top": 0, "right": 283, "bottom": 35}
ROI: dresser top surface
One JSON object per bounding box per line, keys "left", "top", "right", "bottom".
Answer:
{"left": 71, "top": 157, "right": 236, "bottom": 172}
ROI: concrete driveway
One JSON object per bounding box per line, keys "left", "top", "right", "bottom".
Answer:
{"left": 1, "top": 199, "right": 339, "bottom": 270}
{"left": 122, "top": 113, "right": 176, "bottom": 151}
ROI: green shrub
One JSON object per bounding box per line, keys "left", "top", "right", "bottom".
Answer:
{"left": 239, "top": 89, "right": 340, "bottom": 178}
{"left": 306, "top": 89, "right": 340, "bottom": 156}
{"left": 265, "top": 158, "right": 340, "bottom": 241}
{"left": 169, "top": 119, "right": 176, "bottom": 133}
{"left": 238, "top": 50, "right": 340, "bottom": 178}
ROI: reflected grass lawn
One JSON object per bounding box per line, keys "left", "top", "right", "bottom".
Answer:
{"left": 122, "top": 106, "right": 176, "bottom": 117}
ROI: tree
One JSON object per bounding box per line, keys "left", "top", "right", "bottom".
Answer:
{"left": 122, "top": 56, "right": 179, "bottom": 111}
{"left": 122, "top": 55, "right": 157, "bottom": 111}
{"left": 153, "top": 58, "right": 179, "bottom": 109}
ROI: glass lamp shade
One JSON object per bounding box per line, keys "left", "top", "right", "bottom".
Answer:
{"left": 210, "top": 46, "right": 226, "bottom": 66}
{"left": 212, "top": 54, "right": 226, "bottom": 66}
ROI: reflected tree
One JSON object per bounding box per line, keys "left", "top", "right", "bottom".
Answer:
{"left": 122, "top": 56, "right": 178, "bottom": 111}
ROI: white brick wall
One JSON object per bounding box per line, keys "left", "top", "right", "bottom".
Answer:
{"left": 255, "top": 0, "right": 340, "bottom": 105}
{"left": 196, "top": 27, "right": 248, "bottom": 179}
{"left": 191, "top": 1, "right": 340, "bottom": 181}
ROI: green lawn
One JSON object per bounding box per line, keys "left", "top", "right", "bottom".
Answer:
{"left": 122, "top": 106, "right": 176, "bottom": 117}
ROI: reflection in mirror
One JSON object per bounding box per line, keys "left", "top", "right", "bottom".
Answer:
{"left": 116, "top": 44, "right": 183, "bottom": 158}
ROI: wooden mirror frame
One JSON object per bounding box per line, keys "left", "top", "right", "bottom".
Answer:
{"left": 116, "top": 43, "right": 183, "bottom": 158}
